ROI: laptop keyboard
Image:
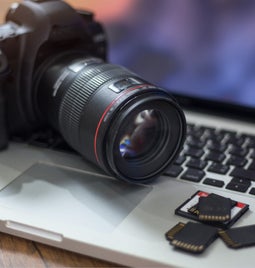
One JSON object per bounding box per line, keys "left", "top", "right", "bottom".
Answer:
{"left": 13, "top": 124, "right": 255, "bottom": 196}
{"left": 165, "top": 123, "right": 255, "bottom": 196}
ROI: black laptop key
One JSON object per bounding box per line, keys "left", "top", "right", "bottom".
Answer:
{"left": 203, "top": 127, "right": 216, "bottom": 134}
{"left": 207, "top": 142, "right": 228, "bottom": 153}
{"left": 28, "top": 131, "right": 54, "bottom": 148}
{"left": 186, "top": 124, "right": 195, "bottom": 135}
{"left": 229, "top": 146, "right": 248, "bottom": 157}
{"left": 188, "top": 128, "right": 205, "bottom": 139}
{"left": 184, "top": 148, "right": 204, "bottom": 158}
{"left": 246, "top": 139, "right": 255, "bottom": 149}
{"left": 187, "top": 138, "right": 206, "bottom": 149}
{"left": 218, "top": 129, "right": 236, "bottom": 137}
{"left": 205, "top": 133, "right": 225, "bottom": 143}
{"left": 181, "top": 168, "right": 205, "bottom": 182}
{"left": 165, "top": 165, "right": 183, "bottom": 177}
{"left": 248, "top": 160, "right": 255, "bottom": 170}
{"left": 174, "top": 155, "right": 186, "bottom": 165}
{"left": 207, "top": 162, "right": 230, "bottom": 175}
{"left": 250, "top": 150, "right": 255, "bottom": 159}
{"left": 204, "top": 152, "right": 226, "bottom": 163}
{"left": 230, "top": 167, "right": 255, "bottom": 181}
{"left": 226, "top": 182, "right": 250, "bottom": 193}
{"left": 225, "top": 136, "right": 245, "bottom": 146}
{"left": 249, "top": 188, "right": 255, "bottom": 195}
{"left": 226, "top": 177, "right": 251, "bottom": 193}
{"left": 186, "top": 158, "right": 207, "bottom": 170}
{"left": 227, "top": 156, "right": 247, "bottom": 167}
{"left": 231, "top": 177, "right": 251, "bottom": 186}
{"left": 203, "top": 178, "right": 225, "bottom": 188}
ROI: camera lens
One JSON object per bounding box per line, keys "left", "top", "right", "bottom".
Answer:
{"left": 35, "top": 55, "right": 186, "bottom": 183}
{"left": 119, "top": 109, "right": 159, "bottom": 159}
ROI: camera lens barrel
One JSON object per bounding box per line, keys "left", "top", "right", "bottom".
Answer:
{"left": 36, "top": 56, "right": 186, "bottom": 183}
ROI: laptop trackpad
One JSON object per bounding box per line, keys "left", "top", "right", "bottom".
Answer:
{"left": 0, "top": 163, "right": 152, "bottom": 232}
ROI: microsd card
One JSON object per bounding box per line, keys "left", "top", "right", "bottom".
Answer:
{"left": 218, "top": 224, "right": 255, "bottom": 249}
{"left": 198, "top": 194, "right": 232, "bottom": 222}
{"left": 165, "top": 222, "right": 218, "bottom": 254}
{"left": 175, "top": 191, "right": 249, "bottom": 228}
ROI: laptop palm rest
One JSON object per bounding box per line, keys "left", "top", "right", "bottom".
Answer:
{"left": 0, "top": 163, "right": 152, "bottom": 233}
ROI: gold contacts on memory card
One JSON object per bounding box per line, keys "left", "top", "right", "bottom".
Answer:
{"left": 175, "top": 191, "right": 249, "bottom": 228}
{"left": 219, "top": 225, "right": 255, "bottom": 249}
{"left": 165, "top": 221, "right": 218, "bottom": 254}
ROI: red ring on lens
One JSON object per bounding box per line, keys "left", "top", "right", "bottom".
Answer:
{"left": 93, "top": 85, "right": 147, "bottom": 164}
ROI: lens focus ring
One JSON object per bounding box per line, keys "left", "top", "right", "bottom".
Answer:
{"left": 58, "top": 60, "right": 136, "bottom": 150}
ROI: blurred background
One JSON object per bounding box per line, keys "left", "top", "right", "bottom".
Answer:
{"left": 1, "top": 0, "right": 255, "bottom": 108}
{"left": 0, "top": 1, "right": 131, "bottom": 23}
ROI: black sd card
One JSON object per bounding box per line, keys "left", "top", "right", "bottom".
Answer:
{"left": 198, "top": 194, "right": 232, "bottom": 222}
{"left": 166, "top": 221, "right": 218, "bottom": 254}
{"left": 219, "top": 224, "right": 255, "bottom": 249}
{"left": 175, "top": 191, "right": 249, "bottom": 228}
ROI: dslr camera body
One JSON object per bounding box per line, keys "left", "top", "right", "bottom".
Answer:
{"left": 0, "top": 0, "right": 106, "bottom": 141}
{"left": 0, "top": 0, "right": 186, "bottom": 183}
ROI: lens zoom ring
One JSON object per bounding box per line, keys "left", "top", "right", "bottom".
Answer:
{"left": 59, "top": 62, "right": 134, "bottom": 150}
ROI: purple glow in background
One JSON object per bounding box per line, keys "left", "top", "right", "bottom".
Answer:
{"left": 90, "top": 0, "right": 255, "bottom": 108}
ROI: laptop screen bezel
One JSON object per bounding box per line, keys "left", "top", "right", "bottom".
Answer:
{"left": 173, "top": 93, "right": 255, "bottom": 123}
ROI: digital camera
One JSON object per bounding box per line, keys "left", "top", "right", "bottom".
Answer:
{"left": 0, "top": 0, "right": 186, "bottom": 183}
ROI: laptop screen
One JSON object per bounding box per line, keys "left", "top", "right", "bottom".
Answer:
{"left": 81, "top": 0, "right": 255, "bottom": 112}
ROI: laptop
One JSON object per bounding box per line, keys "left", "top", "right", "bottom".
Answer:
{"left": 0, "top": 0, "right": 255, "bottom": 267}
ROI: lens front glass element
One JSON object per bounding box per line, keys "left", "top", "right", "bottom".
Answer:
{"left": 119, "top": 109, "right": 161, "bottom": 160}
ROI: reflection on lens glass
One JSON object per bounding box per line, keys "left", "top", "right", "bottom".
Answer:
{"left": 119, "top": 109, "right": 159, "bottom": 159}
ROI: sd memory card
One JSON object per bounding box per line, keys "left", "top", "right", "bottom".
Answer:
{"left": 198, "top": 193, "right": 232, "bottom": 222}
{"left": 175, "top": 191, "right": 249, "bottom": 228}
{"left": 219, "top": 224, "right": 255, "bottom": 249}
{"left": 166, "top": 221, "right": 218, "bottom": 254}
